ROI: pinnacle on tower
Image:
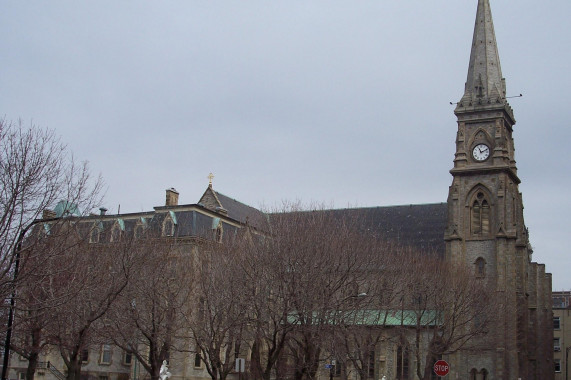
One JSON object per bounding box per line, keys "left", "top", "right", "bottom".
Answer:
{"left": 458, "top": 0, "right": 506, "bottom": 106}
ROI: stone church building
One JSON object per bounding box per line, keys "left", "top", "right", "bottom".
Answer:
{"left": 7, "top": 1, "right": 553, "bottom": 379}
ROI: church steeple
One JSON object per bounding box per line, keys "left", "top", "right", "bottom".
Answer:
{"left": 458, "top": 0, "right": 508, "bottom": 108}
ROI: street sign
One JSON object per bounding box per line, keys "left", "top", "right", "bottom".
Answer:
{"left": 324, "top": 364, "right": 333, "bottom": 369}
{"left": 433, "top": 360, "right": 450, "bottom": 377}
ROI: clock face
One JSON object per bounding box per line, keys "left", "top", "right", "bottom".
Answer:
{"left": 472, "top": 143, "right": 490, "bottom": 161}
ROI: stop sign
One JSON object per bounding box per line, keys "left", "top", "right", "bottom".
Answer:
{"left": 433, "top": 360, "right": 450, "bottom": 377}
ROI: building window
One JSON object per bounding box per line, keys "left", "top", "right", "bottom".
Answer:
{"left": 475, "top": 257, "right": 486, "bottom": 277}
{"left": 554, "top": 316, "right": 561, "bottom": 330}
{"left": 194, "top": 352, "right": 202, "bottom": 368}
{"left": 554, "top": 338, "right": 561, "bottom": 351}
{"left": 163, "top": 219, "right": 174, "bottom": 237}
{"left": 111, "top": 226, "right": 121, "bottom": 242}
{"left": 333, "top": 359, "right": 342, "bottom": 377}
{"left": 123, "top": 351, "right": 133, "bottom": 365}
{"left": 134, "top": 225, "right": 144, "bottom": 239}
{"left": 470, "top": 368, "right": 488, "bottom": 380}
{"left": 396, "top": 346, "right": 409, "bottom": 380}
{"left": 81, "top": 349, "right": 89, "bottom": 363}
{"left": 481, "top": 369, "right": 488, "bottom": 380}
{"left": 471, "top": 192, "right": 490, "bottom": 236}
{"left": 555, "top": 359, "right": 561, "bottom": 373}
{"left": 18, "top": 373, "right": 25, "bottom": 380}
{"left": 90, "top": 227, "right": 100, "bottom": 243}
{"left": 100, "top": 344, "right": 112, "bottom": 364}
{"left": 99, "top": 376, "right": 109, "bottom": 380}
{"left": 367, "top": 350, "right": 375, "bottom": 378}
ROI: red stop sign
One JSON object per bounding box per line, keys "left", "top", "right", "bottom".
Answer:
{"left": 433, "top": 360, "right": 450, "bottom": 377}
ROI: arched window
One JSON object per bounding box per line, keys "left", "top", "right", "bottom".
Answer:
{"left": 396, "top": 345, "right": 409, "bottom": 379}
{"left": 134, "top": 225, "right": 144, "bottom": 239}
{"left": 111, "top": 225, "right": 121, "bottom": 242}
{"left": 163, "top": 219, "right": 174, "bottom": 236}
{"left": 471, "top": 191, "right": 490, "bottom": 236}
{"left": 90, "top": 227, "right": 100, "bottom": 243}
{"left": 475, "top": 257, "right": 486, "bottom": 278}
{"left": 470, "top": 368, "right": 488, "bottom": 380}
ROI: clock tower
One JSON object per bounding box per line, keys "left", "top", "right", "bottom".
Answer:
{"left": 444, "top": 1, "right": 552, "bottom": 379}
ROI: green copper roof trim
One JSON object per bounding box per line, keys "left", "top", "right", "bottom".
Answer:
{"left": 54, "top": 200, "right": 81, "bottom": 217}
{"left": 288, "top": 309, "right": 441, "bottom": 327}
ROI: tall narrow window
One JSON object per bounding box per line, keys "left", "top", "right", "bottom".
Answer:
{"left": 481, "top": 369, "right": 488, "bottom": 380}
{"left": 194, "top": 351, "right": 202, "bottom": 368}
{"left": 123, "top": 351, "right": 133, "bottom": 365}
{"left": 100, "top": 344, "right": 112, "bottom": 364}
{"left": 396, "top": 346, "right": 409, "bottom": 380}
{"left": 90, "top": 227, "right": 100, "bottom": 243}
{"left": 367, "top": 350, "right": 375, "bottom": 378}
{"left": 81, "top": 349, "right": 89, "bottom": 363}
{"left": 111, "top": 226, "right": 121, "bottom": 242}
{"left": 475, "top": 257, "right": 486, "bottom": 278}
{"left": 134, "top": 225, "right": 144, "bottom": 239}
{"left": 471, "top": 192, "right": 490, "bottom": 236}
{"left": 163, "top": 219, "right": 174, "bottom": 236}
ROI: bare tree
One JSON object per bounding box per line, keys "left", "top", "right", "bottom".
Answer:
{"left": 396, "top": 255, "right": 497, "bottom": 380}
{"left": 325, "top": 250, "right": 406, "bottom": 380}
{"left": 0, "top": 118, "right": 102, "bottom": 299}
{"left": 0, "top": 118, "right": 103, "bottom": 380}
{"left": 10, "top": 236, "right": 60, "bottom": 380}
{"left": 187, "top": 237, "right": 249, "bottom": 380}
{"left": 100, "top": 238, "right": 195, "bottom": 380}
{"left": 42, "top": 231, "right": 135, "bottom": 380}
{"left": 253, "top": 203, "right": 389, "bottom": 380}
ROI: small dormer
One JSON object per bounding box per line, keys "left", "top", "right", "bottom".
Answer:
{"left": 162, "top": 211, "right": 177, "bottom": 237}
{"left": 110, "top": 219, "right": 125, "bottom": 242}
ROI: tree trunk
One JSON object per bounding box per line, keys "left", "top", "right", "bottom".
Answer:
{"left": 66, "top": 355, "right": 82, "bottom": 380}
{"left": 25, "top": 352, "right": 39, "bottom": 380}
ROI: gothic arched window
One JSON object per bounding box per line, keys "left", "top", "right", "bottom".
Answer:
{"left": 163, "top": 219, "right": 174, "bottom": 236}
{"left": 471, "top": 191, "right": 490, "bottom": 236}
{"left": 111, "top": 225, "right": 121, "bottom": 242}
{"left": 396, "top": 345, "right": 409, "bottom": 379}
{"left": 90, "top": 226, "right": 100, "bottom": 243}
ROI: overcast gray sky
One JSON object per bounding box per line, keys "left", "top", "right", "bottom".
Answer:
{"left": 1, "top": 1, "right": 570, "bottom": 289}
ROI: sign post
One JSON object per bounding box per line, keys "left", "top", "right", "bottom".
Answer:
{"left": 433, "top": 359, "right": 450, "bottom": 377}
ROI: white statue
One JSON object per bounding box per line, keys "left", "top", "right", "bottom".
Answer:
{"left": 159, "top": 360, "right": 171, "bottom": 380}
{"left": 381, "top": 376, "right": 387, "bottom": 380}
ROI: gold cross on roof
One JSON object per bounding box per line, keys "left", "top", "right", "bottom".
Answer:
{"left": 208, "top": 172, "right": 214, "bottom": 186}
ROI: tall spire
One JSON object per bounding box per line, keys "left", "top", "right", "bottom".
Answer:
{"left": 459, "top": 0, "right": 506, "bottom": 105}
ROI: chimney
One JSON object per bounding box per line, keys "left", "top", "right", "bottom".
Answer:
{"left": 42, "top": 209, "right": 56, "bottom": 219}
{"left": 99, "top": 207, "right": 108, "bottom": 216}
{"left": 166, "top": 188, "right": 179, "bottom": 206}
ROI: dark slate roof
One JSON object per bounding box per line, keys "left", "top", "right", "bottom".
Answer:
{"left": 329, "top": 203, "right": 448, "bottom": 257}
{"left": 215, "top": 191, "right": 268, "bottom": 231}
{"left": 270, "top": 203, "right": 448, "bottom": 257}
